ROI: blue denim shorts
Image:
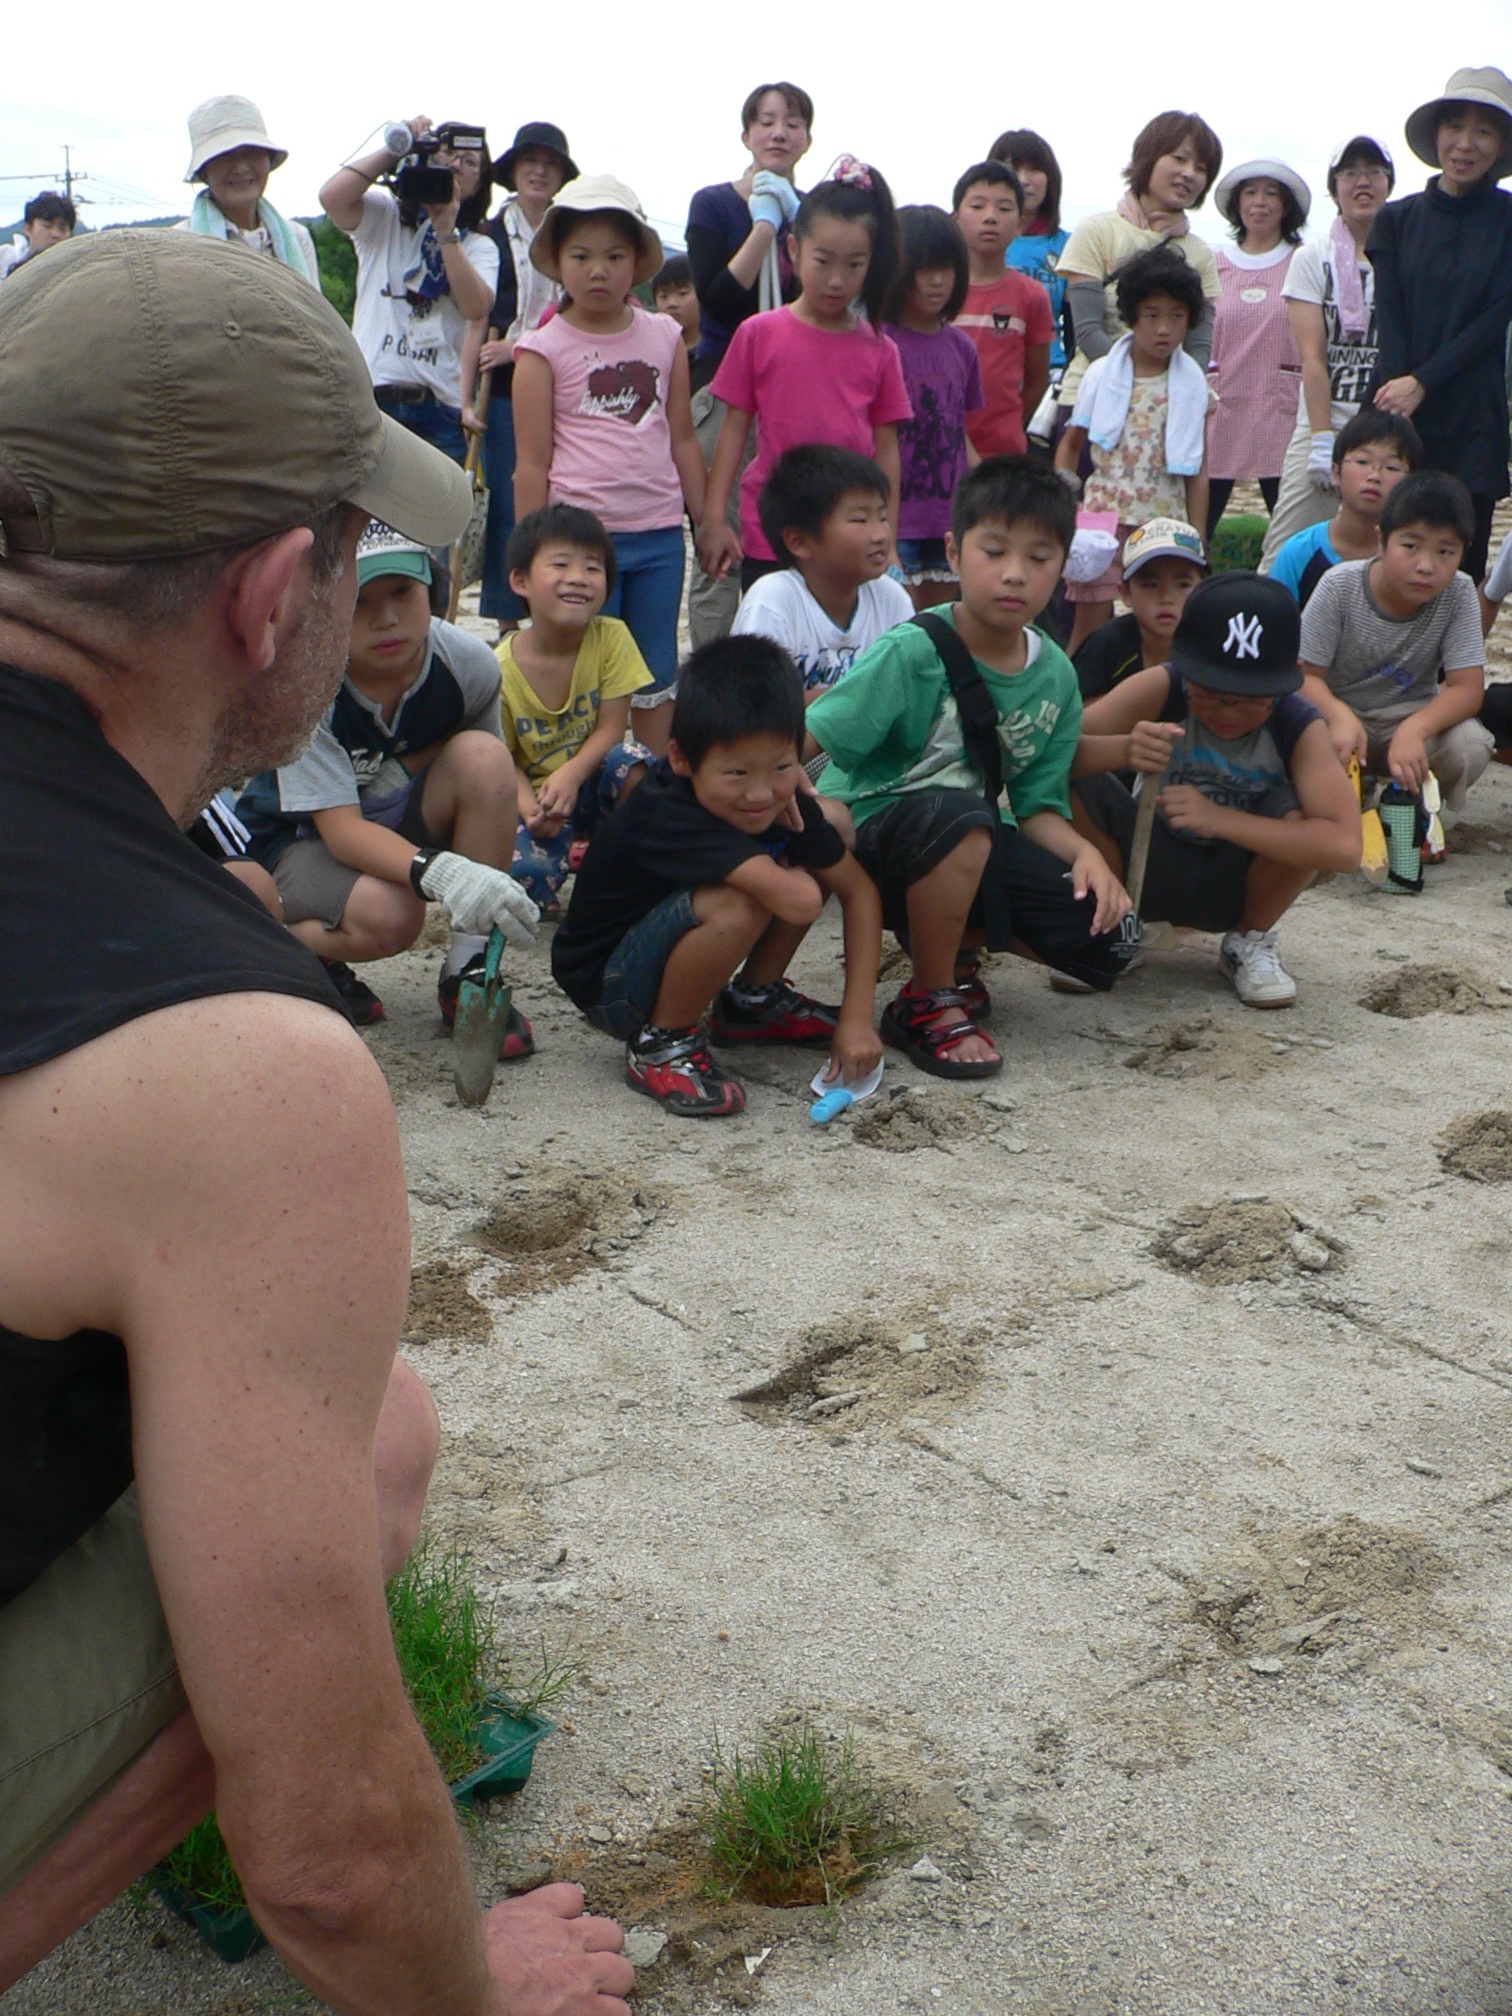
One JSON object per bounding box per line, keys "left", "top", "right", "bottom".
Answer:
{"left": 586, "top": 890, "right": 699, "bottom": 1040}
{"left": 896, "top": 535, "right": 955, "bottom": 586}
{"left": 512, "top": 742, "right": 650, "bottom": 904}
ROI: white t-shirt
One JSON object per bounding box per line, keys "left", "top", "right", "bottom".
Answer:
{"left": 1281, "top": 238, "right": 1377, "bottom": 430}
{"left": 732, "top": 569, "right": 915, "bottom": 695}
{"left": 346, "top": 187, "right": 500, "bottom": 407}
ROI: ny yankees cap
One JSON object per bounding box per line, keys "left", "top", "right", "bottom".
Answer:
{"left": 0, "top": 230, "right": 472, "bottom": 562}
{"left": 1168, "top": 571, "right": 1302, "bottom": 697}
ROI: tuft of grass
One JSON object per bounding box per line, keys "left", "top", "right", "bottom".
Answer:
{"left": 154, "top": 1814, "right": 247, "bottom": 1915}
{"left": 700, "top": 1720, "right": 902, "bottom": 1907}
{"left": 386, "top": 1538, "right": 491, "bottom": 1782}
{"left": 504, "top": 1634, "right": 586, "bottom": 1720}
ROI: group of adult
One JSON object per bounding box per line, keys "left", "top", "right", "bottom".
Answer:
{"left": 2, "top": 58, "right": 1512, "bottom": 2016}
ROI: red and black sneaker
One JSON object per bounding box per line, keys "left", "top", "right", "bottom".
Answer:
{"left": 709, "top": 977, "right": 840, "bottom": 1049}
{"left": 625, "top": 1025, "right": 745, "bottom": 1117}
{"left": 437, "top": 961, "right": 535, "bottom": 1061}
{"left": 320, "top": 958, "right": 384, "bottom": 1027}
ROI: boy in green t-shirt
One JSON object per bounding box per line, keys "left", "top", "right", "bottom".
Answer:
{"left": 805, "top": 457, "right": 1137, "bottom": 1079}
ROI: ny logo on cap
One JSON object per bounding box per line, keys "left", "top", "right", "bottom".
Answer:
{"left": 1224, "top": 613, "right": 1263, "bottom": 660}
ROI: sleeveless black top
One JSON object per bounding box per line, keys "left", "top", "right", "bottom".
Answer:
{"left": 0, "top": 666, "right": 342, "bottom": 1604}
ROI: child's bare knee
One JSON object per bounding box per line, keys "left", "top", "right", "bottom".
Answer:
{"left": 952, "top": 827, "right": 994, "bottom": 868}
{"left": 450, "top": 730, "right": 517, "bottom": 784}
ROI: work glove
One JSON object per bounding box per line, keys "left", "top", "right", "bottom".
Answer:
{"left": 418, "top": 851, "right": 539, "bottom": 948}
{"left": 749, "top": 170, "right": 800, "bottom": 232}
{"left": 1306, "top": 432, "right": 1337, "bottom": 491}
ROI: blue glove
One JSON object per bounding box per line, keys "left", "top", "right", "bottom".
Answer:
{"left": 749, "top": 170, "right": 800, "bottom": 232}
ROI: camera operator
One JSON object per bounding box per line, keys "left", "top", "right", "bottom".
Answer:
{"left": 321, "top": 116, "right": 499, "bottom": 465}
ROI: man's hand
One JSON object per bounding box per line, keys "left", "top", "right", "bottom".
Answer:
{"left": 481, "top": 1884, "right": 634, "bottom": 2015}
{"left": 1127, "top": 720, "right": 1183, "bottom": 773}
{"left": 1387, "top": 718, "right": 1431, "bottom": 792}
{"left": 1157, "top": 782, "right": 1226, "bottom": 839}
{"left": 1325, "top": 704, "right": 1368, "bottom": 771}
{"left": 1374, "top": 374, "right": 1425, "bottom": 418}
{"left": 825, "top": 1010, "right": 883, "bottom": 1087}
{"left": 697, "top": 520, "right": 742, "bottom": 582}
{"left": 1069, "top": 845, "right": 1131, "bottom": 936}
{"left": 418, "top": 852, "right": 539, "bottom": 946}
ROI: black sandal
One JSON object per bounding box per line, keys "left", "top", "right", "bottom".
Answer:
{"left": 881, "top": 986, "right": 1002, "bottom": 1080}
{"left": 953, "top": 957, "right": 991, "bottom": 1023}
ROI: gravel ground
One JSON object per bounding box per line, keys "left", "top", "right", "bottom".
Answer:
{"left": 12, "top": 509, "right": 1512, "bottom": 2016}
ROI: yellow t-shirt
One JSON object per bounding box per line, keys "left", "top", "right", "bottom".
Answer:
{"left": 494, "top": 616, "right": 651, "bottom": 784}
{"left": 1055, "top": 211, "right": 1220, "bottom": 405}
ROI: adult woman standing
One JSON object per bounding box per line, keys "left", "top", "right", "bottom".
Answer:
{"left": 465, "top": 121, "right": 576, "bottom": 626}
{"left": 1259, "top": 137, "right": 1393, "bottom": 570}
{"left": 989, "top": 128, "right": 1069, "bottom": 376}
{"left": 1204, "top": 159, "right": 1308, "bottom": 537}
{"left": 180, "top": 96, "right": 318, "bottom": 285}
{"left": 1056, "top": 111, "right": 1223, "bottom": 414}
{"left": 683, "top": 81, "right": 814, "bottom": 646}
{"left": 1368, "top": 66, "right": 1512, "bottom": 582}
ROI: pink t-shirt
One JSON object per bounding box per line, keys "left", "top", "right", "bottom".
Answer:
{"left": 710, "top": 307, "right": 913, "bottom": 560}
{"left": 514, "top": 302, "right": 684, "bottom": 532}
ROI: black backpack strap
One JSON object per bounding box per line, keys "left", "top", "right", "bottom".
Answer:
{"left": 913, "top": 613, "right": 1004, "bottom": 813}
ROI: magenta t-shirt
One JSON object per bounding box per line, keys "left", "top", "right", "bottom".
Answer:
{"left": 710, "top": 307, "right": 913, "bottom": 560}
{"left": 514, "top": 303, "right": 684, "bottom": 533}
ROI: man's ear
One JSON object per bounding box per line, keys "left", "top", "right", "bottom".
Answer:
{"left": 220, "top": 527, "right": 331, "bottom": 673}
{"left": 666, "top": 738, "right": 693, "bottom": 778}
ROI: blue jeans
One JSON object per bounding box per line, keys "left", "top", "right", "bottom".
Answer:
{"left": 479, "top": 393, "right": 525, "bottom": 623}
{"left": 604, "top": 526, "right": 685, "bottom": 689}
{"left": 586, "top": 891, "right": 700, "bottom": 1039}
{"left": 375, "top": 392, "right": 467, "bottom": 466}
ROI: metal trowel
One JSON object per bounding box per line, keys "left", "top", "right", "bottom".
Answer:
{"left": 451, "top": 927, "right": 511, "bottom": 1108}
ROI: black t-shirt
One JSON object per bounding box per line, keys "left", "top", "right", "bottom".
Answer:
{"left": 1072, "top": 611, "right": 1145, "bottom": 701}
{"left": 0, "top": 666, "right": 342, "bottom": 1605}
{"left": 551, "top": 760, "right": 845, "bottom": 1010}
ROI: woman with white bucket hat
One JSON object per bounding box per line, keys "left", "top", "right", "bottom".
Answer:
{"left": 178, "top": 95, "right": 318, "bottom": 286}
{"left": 1366, "top": 65, "right": 1512, "bottom": 582}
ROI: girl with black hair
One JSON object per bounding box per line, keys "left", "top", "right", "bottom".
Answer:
{"left": 699, "top": 160, "right": 912, "bottom": 591}
{"left": 883, "top": 205, "right": 983, "bottom": 610}
{"left": 990, "top": 128, "right": 1070, "bottom": 373}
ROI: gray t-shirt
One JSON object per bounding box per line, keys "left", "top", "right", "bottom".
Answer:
{"left": 1298, "top": 558, "right": 1484, "bottom": 722}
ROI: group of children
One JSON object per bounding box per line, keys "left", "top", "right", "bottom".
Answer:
{"left": 216, "top": 138, "right": 1505, "bottom": 1118}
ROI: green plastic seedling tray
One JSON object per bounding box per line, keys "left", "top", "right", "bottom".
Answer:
{"left": 450, "top": 1699, "right": 555, "bottom": 1807}
{"left": 152, "top": 1877, "right": 268, "bottom": 1964}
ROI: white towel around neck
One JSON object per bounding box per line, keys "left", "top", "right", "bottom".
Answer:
{"left": 1072, "top": 333, "right": 1208, "bottom": 478}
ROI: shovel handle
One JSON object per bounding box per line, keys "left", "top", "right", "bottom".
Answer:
{"left": 1126, "top": 764, "right": 1165, "bottom": 915}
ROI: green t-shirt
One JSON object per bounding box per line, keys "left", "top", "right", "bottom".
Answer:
{"left": 806, "top": 607, "right": 1082, "bottom": 829}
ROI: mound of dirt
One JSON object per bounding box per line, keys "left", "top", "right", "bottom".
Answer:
{"left": 404, "top": 1257, "right": 491, "bottom": 1343}
{"left": 1439, "top": 1110, "right": 1512, "bottom": 1183}
{"left": 466, "top": 1176, "right": 663, "bottom": 1299}
{"left": 1124, "top": 1012, "right": 1288, "bottom": 1081}
{"left": 735, "top": 1312, "right": 984, "bottom": 1431}
{"left": 852, "top": 1087, "right": 995, "bottom": 1153}
{"left": 1153, "top": 1201, "right": 1343, "bottom": 1284}
{"left": 1360, "top": 964, "right": 1505, "bottom": 1019}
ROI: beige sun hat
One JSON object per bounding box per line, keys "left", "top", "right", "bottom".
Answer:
{"left": 529, "top": 175, "right": 664, "bottom": 287}
{"left": 185, "top": 95, "right": 288, "bottom": 182}
{"left": 1214, "top": 158, "right": 1312, "bottom": 228}
{"left": 1405, "top": 66, "right": 1512, "bottom": 179}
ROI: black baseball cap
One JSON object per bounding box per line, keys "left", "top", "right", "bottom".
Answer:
{"left": 1168, "top": 572, "right": 1302, "bottom": 697}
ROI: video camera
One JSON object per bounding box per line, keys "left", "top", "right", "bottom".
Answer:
{"left": 382, "top": 122, "right": 488, "bottom": 206}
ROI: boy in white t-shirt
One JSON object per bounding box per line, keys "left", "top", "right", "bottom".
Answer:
{"left": 732, "top": 445, "right": 914, "bottom": 702}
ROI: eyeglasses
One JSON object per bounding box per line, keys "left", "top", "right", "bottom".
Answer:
{"left": 1335, "top": 167, "right": 1389, "bottom": 183}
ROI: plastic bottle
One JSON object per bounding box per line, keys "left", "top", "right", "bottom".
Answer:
{"left": 809, "top": 1087, "right": 855, "bottom": 1124}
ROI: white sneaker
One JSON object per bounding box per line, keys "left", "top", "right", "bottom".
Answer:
{"left": 1218, "top": 929, "right": 1296, "bottom": 1009}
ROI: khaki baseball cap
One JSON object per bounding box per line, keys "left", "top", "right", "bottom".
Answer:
{"left": 0, "top": 229, "right": 472, "bottom": 562}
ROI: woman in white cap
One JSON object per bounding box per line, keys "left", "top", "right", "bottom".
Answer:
{"left": 1367, "top": 65, "right": 1512, "bottom": 582}
{"left": 1259, "top": 136, "right": 1394, "bottom": 571}
{"left": 1203, "top": 160, "right": 1308, "bottom": 540}
{"left": 180, "top": 95, "right": 318, "bottom": 285}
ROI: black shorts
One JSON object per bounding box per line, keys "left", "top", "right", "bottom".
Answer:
{"left": 854, "top": 787, "right": 1134, "bottom": 992}
{"left": 1075, "top": 774, "right": 1294, "bottom": 935}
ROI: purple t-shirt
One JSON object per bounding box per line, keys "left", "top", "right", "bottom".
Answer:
{"left": 883, "top": 323, "right": 984, "bottom": 540}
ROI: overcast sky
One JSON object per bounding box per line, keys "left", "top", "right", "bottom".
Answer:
{"left": 2, "top": 5, "right": 1505, "bottom": 244}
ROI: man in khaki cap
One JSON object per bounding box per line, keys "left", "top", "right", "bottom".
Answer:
{"left": 0, "top": 231, "right": 632, "bottom": 2016}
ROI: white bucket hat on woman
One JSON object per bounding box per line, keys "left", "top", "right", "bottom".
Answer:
{"left": 185, "top": 95, "right": 288, "bottom": 182}
{"left": 1214, "top": 158, "right": 1312, "bottom": 228}
{"left": 529, "top": 175, "right": 664, "bottom": 286}
{"left": 1405, "top": 66, "right": 1512, "bottom": 179}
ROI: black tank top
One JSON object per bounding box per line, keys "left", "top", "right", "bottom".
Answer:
{"left": 0, "top": 666, "right": 342, "bottom": 1604}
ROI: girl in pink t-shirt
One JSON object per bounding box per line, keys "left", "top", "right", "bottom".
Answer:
{"left": 514, "top": 177, "right": 706, "bottom": 751}
{"left": 700, "top": 160, "right": 913, "bottom": 590}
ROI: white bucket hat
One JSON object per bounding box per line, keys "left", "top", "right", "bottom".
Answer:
{"left": 1214, "top": 158, "right": 1312, "bottom": 229}
{"left": 530, "top": 175, "right": 664, "bottom": 286}
{"left": 1405, "top": 66, "right": 1512, "bottom": 180}
{"left": 185, "top": 95, "right": 288, "bottom": 182}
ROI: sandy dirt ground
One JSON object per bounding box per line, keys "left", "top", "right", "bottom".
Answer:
{"left": 13, "top": 519, "right": 1512, "bottom": 2016}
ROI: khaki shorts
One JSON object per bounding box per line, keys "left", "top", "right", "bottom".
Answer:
{"left": 0, "top": 1486, "right": 185, "bottom": 1894}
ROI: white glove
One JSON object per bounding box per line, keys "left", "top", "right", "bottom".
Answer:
{"left": 418, "top": 851, "right": 538, "bottom": 948}
{"left": 1306, "top": 432, "right": 1337, "bottom": 492}
{"left": 749, "top": 170, "right": 800, "bottom": 231}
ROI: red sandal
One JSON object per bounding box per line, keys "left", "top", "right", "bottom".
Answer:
{"left": 881, "top": 985, "right": 1002, "bottom": 1080}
